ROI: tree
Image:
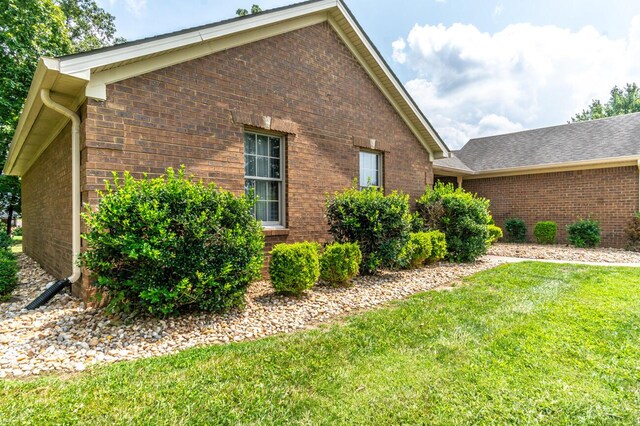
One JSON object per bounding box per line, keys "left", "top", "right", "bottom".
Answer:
{"left": 57, "top": 0, "right": 125, "bottom": 53}
{"left": 0, "top": 0, "right": 123, "bottom": 233}
{"left": 572, "top": 83, "right": 640, "bottom": 122}
{"left": 236, "top": 4, "right": 262, "bottom": 16}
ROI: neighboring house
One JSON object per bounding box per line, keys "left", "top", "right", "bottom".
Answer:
{"left": 434, "top": 113, "right": 640, "bottom": 247}
{"left": 3, "top": 0, "right": 449, "bottom": 301}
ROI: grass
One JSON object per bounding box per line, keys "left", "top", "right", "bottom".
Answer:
{"left": 10, "top": 235, "right": 21, "bottom": 254}
{"left": 1, "top": 262, "right": 639, "bottom": 425}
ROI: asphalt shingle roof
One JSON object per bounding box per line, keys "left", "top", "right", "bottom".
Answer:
{"left": 434, "top": 112, "right": 640, "bottom": 173}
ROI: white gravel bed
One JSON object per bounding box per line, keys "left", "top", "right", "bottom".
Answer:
{"left": 0, "top": 254, "right": 505, "bottom": 379}
{"left": 488, "top": 243, "right": 640, "bottom": 263}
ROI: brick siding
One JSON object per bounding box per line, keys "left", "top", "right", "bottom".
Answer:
{"left": 461, "top": 166, "right": 639, "bottom": 247}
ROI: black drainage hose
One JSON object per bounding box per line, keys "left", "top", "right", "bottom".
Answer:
{"left": 25, "top": 279, "right": 71, "bottom": 310}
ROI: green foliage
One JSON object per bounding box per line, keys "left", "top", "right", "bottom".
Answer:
{"left": 567, "top": 218, "right": 601, "bottom": 248}
{"left": 625, "top": 213, "right": 640, "bottom": 252}
{"left": 325, "top": 184, "right": 411, "bottom": 274}
{"left": 0, "top": 231, "right": 12, "bottom": 251}
{"left": 416, "top": 182, "right": 490, "bottom": 262}
{"left": 0, "top": 247, "right": 18, "bottom": 299}
{"left": 504, "top": 217, "right": 527, "bottom": 243}
{"left": 269, "top": 242, "right": 320, "bottom": 295}
{"left": 11, "top": 226, "right": 21, "bottom": 236}
{"left": 426, "top": 230, "right": 447, "bottom": 262}
{"left": 57, "top": 0, "right": 125, "bottom": 53}
{"left": 401, "top": 232, "right": 433, "bottom": 268}
{"left": 571, "top": 83, "right": 640, "bottom": 122}
{"left": 80, "top": 167, "right": 264, "bottom": 316}
{"left": 319, "top": 242, "right": 361, "bottom": 286}
{"left": 236, "top": 4, "right": 262, "bottom": 16}
{"left": 534, "top": 221, "right": 557, "bottom": 245}
{"left": 487, "top": 224, "right": 503, "bottom": 245}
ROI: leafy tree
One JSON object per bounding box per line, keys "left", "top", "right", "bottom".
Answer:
{"left": 236, "top": 4, "right": 262, "bottom": 16}
{"left": 572, "top": 83, "right": 640, "bottom": 122}
{"left": 0, "top": 0, "right": 123, "bottom": 233}
{"left": 57, "top": 0, "right": 125, "bottom": 53}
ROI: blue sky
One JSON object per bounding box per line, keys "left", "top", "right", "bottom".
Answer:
{"left": 97, "top": 0, "right": 640, "bottom": 148}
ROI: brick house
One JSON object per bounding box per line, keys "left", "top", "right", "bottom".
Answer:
{"left": 3, "top": 0, "right": 450, "bottom": 300}
{"left": 434, "top": 113, "right": 640, "bottom": 247}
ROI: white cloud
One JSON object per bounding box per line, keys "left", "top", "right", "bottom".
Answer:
{"left": 493, "top": 4, "right": 504, "bottom": 17}
{"left": 104, "top": 0, "right": 147, "bottom": 16}
{"left": 393, "top": 17, "right": 640, "bottom": 148}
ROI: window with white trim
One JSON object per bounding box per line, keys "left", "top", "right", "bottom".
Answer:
{"left": 244, "top": 131, "right": 284, "bottom": 227}
{"left": 359, "top": 151, "right": 382, "bottom": 189}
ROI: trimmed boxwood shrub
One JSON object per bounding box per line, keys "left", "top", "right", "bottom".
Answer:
{"left": 81, "top": 167, "right": 265, "bottom": 316}
{"left": 0, "top": 249, "right": 18, "bottom": 300}
{"left": 416, "top": 182, "right": 490, "bottom": 262}
{"left": 625, "top": 212, "right": 640, "bottom": 252}
{"left": 426, "top": 230, "right": 447, "bottom": 262}
{"left": 504, "top": 218, "right": 526, "bottom": 243}
{"left": 567, "top": 218, "right": 601, "bottom": 248}
{"left": 326, "top": 184, "right": 411, "bottom": 274}
{"left": 270, "top": 242, "right": 320, "bottom": 295}
{"left": 487, "top": 225, "right": 503, "bottom": 245}
{"left": 401, "top": 232, "right": 433, "bottom": 268}
{"left": 319, "top": 242, "right": 362, "bottom": 286}
{"left": 534, "top": 221, "right": 557, "bottom": 244}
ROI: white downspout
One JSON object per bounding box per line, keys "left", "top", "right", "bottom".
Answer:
{"left": 40, "top": 89, "right": 82, "bottom": 284}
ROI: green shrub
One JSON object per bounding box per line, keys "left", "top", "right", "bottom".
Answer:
{"left": 0, "top": 232, "right": 12, "bottom": 252}
{"left": 625, "top": 213, "right": 640, "bottom": 252}
{"left": 401, "top": 232, "right": 433, "bottom": 268}
{"left": 80, "top": 167, "right": 264, "bottom": 316}
{"left": 270, "top": 242, "right": 320, "bottom": 295}
{"left": 534, "top": 221, "right": 557, "bottom": 244}
{"left": 326, "top": 184, "right": 411, "bottom": 274}
{"left": 504, "top": 218, "right": 527, "bottom": 243}
{"left": 426, "top": 230, "right": 447, "bottom": 262}
{"left": 487, "top": 225, "right": 503, "bottom": 245}
{"left": 416, "top": 182, "right": 490, "bottom": 262}
{"left": 0, "top": 250, "right": 18, "bottom": 300}
{"left": 567, "top": 218, "right": 601, "bottom": 248}
{"left": 11, "top": 227, "right": 22, "bottom": 237}
{"left": 319, "top": 242, "right": 362, "bottom": 286}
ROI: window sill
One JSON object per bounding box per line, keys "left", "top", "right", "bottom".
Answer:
{"left": 263, "top": 227, "right": 289, "bottom": 237}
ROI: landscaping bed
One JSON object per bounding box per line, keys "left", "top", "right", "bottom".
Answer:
{"left": 0, "top": 253, "right": 504, "bottom": 378}
{"left": 488, "top": 242, "right": 640, "bottom": 263}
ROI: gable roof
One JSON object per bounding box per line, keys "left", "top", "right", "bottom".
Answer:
{"left": 4, "top": 0, "right": 449, "bottom": 176}
{"left": 434, "top": 112, "right": 640, "bottom": 175}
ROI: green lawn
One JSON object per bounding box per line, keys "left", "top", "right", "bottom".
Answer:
{"left": 11, "top": 235, "right": 21, "bottom": 253}
{"left": 1, "top": 262, "right": 639, "bottom": 425}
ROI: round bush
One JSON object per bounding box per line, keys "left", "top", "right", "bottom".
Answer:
{"left": 487, "top": 224, "right": 503, "bottom": 245}
{"left": 567, "top": 218, "right": 601, "bottom": 248}
{"left": 270, "top": 242, "right": 320, "bottom": 295}
{"left": 504, "top": 218, "right": 526, "bottom": 243}
{"left": 319, "top": 242, "right": 362, "bottom": 286}
{"left": 0, "top": 250, "right": 18, "bottom": 300}
{"left": 534, "top": 221, "right": 557, "bottom": 244}
{"left": 625, "top": 213, "right": 640, "bottom": 252}
{"left": 326, "top": 184, "right": 411, "bottom": 274}
{"left": 81, "top": 167, "right": 265, "bottom": 316}
{"left": 416, "top": 182, "right": 490, "bottom": 262}
{"left": 426, "top": 230, "right": 447, "bottom": 262}
{"left": 401, "top": 232, "right": 433, "bottom": 268}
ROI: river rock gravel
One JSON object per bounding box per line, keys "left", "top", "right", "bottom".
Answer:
{"left": 488, "top": 243, "right": 640, "bottom": 263}
{"left": 1, "top": 254, "right": 505, "bottom": 379}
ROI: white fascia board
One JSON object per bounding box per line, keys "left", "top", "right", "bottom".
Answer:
{"left": 59, "top": 0, "right": 338, "bottom": 76}
{"left": 335, "top": 2, "right": 449, "bottom": 157}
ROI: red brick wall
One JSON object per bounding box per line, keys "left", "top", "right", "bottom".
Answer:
{"left": 22, "top": 123, "right": 73, "bottom": 279}
{"left": 83, "top": 22, "right": 432, "bottom": 251}
{"left": 462, "top": 166, "right": 639, "bottom": 247}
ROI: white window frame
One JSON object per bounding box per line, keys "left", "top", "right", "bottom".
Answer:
{"left": 359, "top": 150, "right": 383, "bottom": 189}
{"left": 244, "top": 130, "right": 286, "bottom": 228}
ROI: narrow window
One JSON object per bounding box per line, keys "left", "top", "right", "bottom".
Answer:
{"left": 359, "top": 151, "right": 382, "bottom": 189}
{"left": 244, "top": 131, "right": 284, "bottom": 227}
